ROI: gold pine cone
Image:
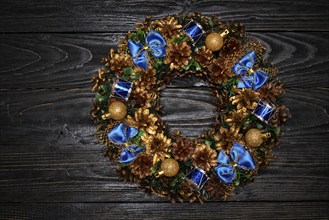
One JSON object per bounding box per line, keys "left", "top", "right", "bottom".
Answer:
{"left": 215, "top": 127, "right": 243, "bottom": 150}
{"left": 125, "top": 108, "right": 158, "bottom": 135}
{"left": 92, "top": 68, "right": 107, "bottom": 92}
{"left": 150, "top": 16, "right": 182, "bottom": 39}
{"left": 230, "top": 88, "right": 260, "bottom": 110}
{"left": 131, "top": 155, "right": 153, "bottom": 179}
{"left": 171, "top": 138, "right": 194, "bottom": 162}
{"left": 131, "top": 69, "right": 159, "bottom": 107}
{"left": 107, "top": 49, "right": 133, "bottom": 74}
{"left": 224, "top": 110, "right": 248, "bottom": 127}
{"left": 204, "top": 175, "right": 225, "bottom": 199}
{"left": 270, "top": 105, "right": 291, "bottom": 127}
{"left": 192, "top": 144, "right": 217, "bottom": 172}
{"left": 195, "top": 46, "right": 213, "bottom": 69}
{"left": 219, "top": 37, "right": 242, "bottom": 58}
{"left": 164, "top": 41, "right": 192, "bottom": 70}
{"left": 259, "top": 81, "right": 284, "bottom": 103}
{"left": 141, "top": 132, "right": 171, "bottom": 155}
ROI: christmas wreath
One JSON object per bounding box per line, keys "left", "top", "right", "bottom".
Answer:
{"left": 91, "top": 13, "right": 290, "bottom": 203}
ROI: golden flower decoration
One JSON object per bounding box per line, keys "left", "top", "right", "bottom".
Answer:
{"left": 215, "top": 127, "right": 243, "bottom": 150}
{"left": 224, "top": 110, "right": 248, "bottom": 127}
{"left": 141, "top": 132, "right": 171, "bottom": 155}
{"left": 131, "top": 155, "right": 153, "bottom": 179}
{"left": 125, "top": 107, "right": 158, "bottom": 135}
{"left": 164, "top": 40, "right": 192, "bottom": 70}
{"left": 259, "top": 81, "right": 284, "bottom": 102}
{"left": 230, "top": 88, "right": 260, "bottom": 110}
{"left": 192, "top": 144, "right": 217, "bottom": 171}
{"left": 150, "top": 16, "right": 182, "bottom": 39}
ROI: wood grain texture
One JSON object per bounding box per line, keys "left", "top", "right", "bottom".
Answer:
{"left": 0, "top": 202, "right": 328, "bottom": 220}
{"left": 0, "top": 32, "right": 328, "bottom": 90}
{"left": 0, "top": 0, "right": 328, "bottom": 32}
{"left": 0, "top": 32, "right": 328, "bottom": 205}
{"left": 0, "top": 0, "right": 329, "bottom": 219}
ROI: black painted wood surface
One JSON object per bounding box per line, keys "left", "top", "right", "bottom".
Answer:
{"left": 0, "top": 0, "right": 328, "bottom": 219}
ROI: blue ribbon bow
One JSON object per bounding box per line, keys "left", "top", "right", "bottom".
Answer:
{"left": 128, "top": 30, "right": 166, "bottom": 69}
{"left": 119, "top": 144, "right": 144, "bottom": 164}
{"left": 107, "top": 123, "right": 138, "bottom": 145}
{"left": 214, "top": 142, "right": 255, "bottom": 184}
{"left": 232, "top": 51, "right": 269, "bottom": 90}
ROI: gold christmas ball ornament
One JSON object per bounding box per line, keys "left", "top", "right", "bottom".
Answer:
{"left": 159, "top": 158, "right": 180, "bottom": 177}
{"left": 102, "top": 101, "right": 127, "bottom": 121}
{"left": 205, "top": 30, "right": 229, "bottom": 52}
{"left": 245, "top": 129, "right": 271, "bottom": 148}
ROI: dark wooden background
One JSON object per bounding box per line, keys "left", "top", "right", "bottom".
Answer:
{"left": 0, "top": 0, "right": 328, "bottom": 219}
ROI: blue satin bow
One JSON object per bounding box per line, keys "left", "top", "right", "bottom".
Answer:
{"left": 128, "top": 30, "right": 166, "bottom": 69}
{"left": 232, "top": 51, "right": 269, "bottom": 90}
{"left": 214, "top": 142, "right": 255, "bottom": 184}
{"left": 107, "top": 123, "right": 138, "bottom": 145}
{"left": 119, "top": 144, "right": 144, "bottom": 164}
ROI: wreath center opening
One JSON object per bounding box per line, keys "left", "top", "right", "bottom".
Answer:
{"left": 160, "top": 75, "right": 218, "bottom": 138}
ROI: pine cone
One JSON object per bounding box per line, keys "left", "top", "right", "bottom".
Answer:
{"left": 204, "top": 175, "right": 225, "bottom": 199}
{"left": 192, "top": 144, "right": 217, "bottom": 171}
{"left": 259, "top": 81, "right": 284, "bottom": 102}
{"left": 246, "top": 39, "right": 266, "bottom": 61}
{"left": 164, "top": 41, "right": 192, "bottom": 70}
{"left": 131, "top": 69, "right": 159, "bottom": 107}
{"left": 107, "top": 49, "right": 133, "bottom": 74}
{"left": 195, "top": 46, "right": 213, "bottom": 69}
{"left": 150, "top": 16, "right": 182, "bottom": 39}
{"left": 220, "top": 37, "right": 242, "bottom": 58}
{"left": 92, "top": 68, "right": 108, "bottom": 92}
{"left": 171, "top": 138, "right": 194, "bottom": 162}
{"left": 215, "top": 127, "right": 243, "bottom": 150}
{"left": 230, "top": 88, "right": 260, "bottom": 110}
{"left": 214, "top": 88, "right": 230, "bottom": 109}
{"left": 224, "top": 110, "right": 248, "bottom": 127}
{"left": 271, "top": 105, "right": 291, "bottom": 127}
{"left": 125, "top": 108, "right": 158, "bottom": 135}
{"left": 131, "top": 155, "right": 153, "bottom": 179}
{"left": 207, "top": 58, "right": 227, "bottom": 84}
{"left": 141, "top": 132, "right": 171, "bottom": 155}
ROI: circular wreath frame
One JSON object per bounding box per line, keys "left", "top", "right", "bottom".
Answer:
{"left": 91, "top": 13, "right": 290, "bottom": 203}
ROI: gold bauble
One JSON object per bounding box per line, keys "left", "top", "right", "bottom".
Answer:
{"left": 245, "top": 129, "right": 270, "bottom": 148}
{"left": 205, "top": 33, "right": 223, "bottom": 51}
{"left": 160, "top": 158, "right": 179, "bottom": 177}
{"left": 108, "top": 101, "right": 127, "bottom": 121}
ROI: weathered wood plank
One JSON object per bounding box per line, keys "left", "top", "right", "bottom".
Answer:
{"left": 0, "top": 79, "right": 328, "bottom": 202}
{"left": 0, "top": 202, "right": 328, "bottom": 220}
{"left": 0, "top": 32, "right": 328, "bottom": 89}
{"left": 0, "top": 0, "right": 328, "bottom": 32}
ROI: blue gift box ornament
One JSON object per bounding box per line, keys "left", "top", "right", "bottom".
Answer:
{"left": 252, "top": 100, "right": 276, "bottom": 124}
{"left": 184, "top": 167, "right": 209, "bottom": 191}
{"left": 182, "top": 19, "right": 205, "bottom": 45}
{"left": 111, "top": 78, "right": 133, "bottom": 101}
